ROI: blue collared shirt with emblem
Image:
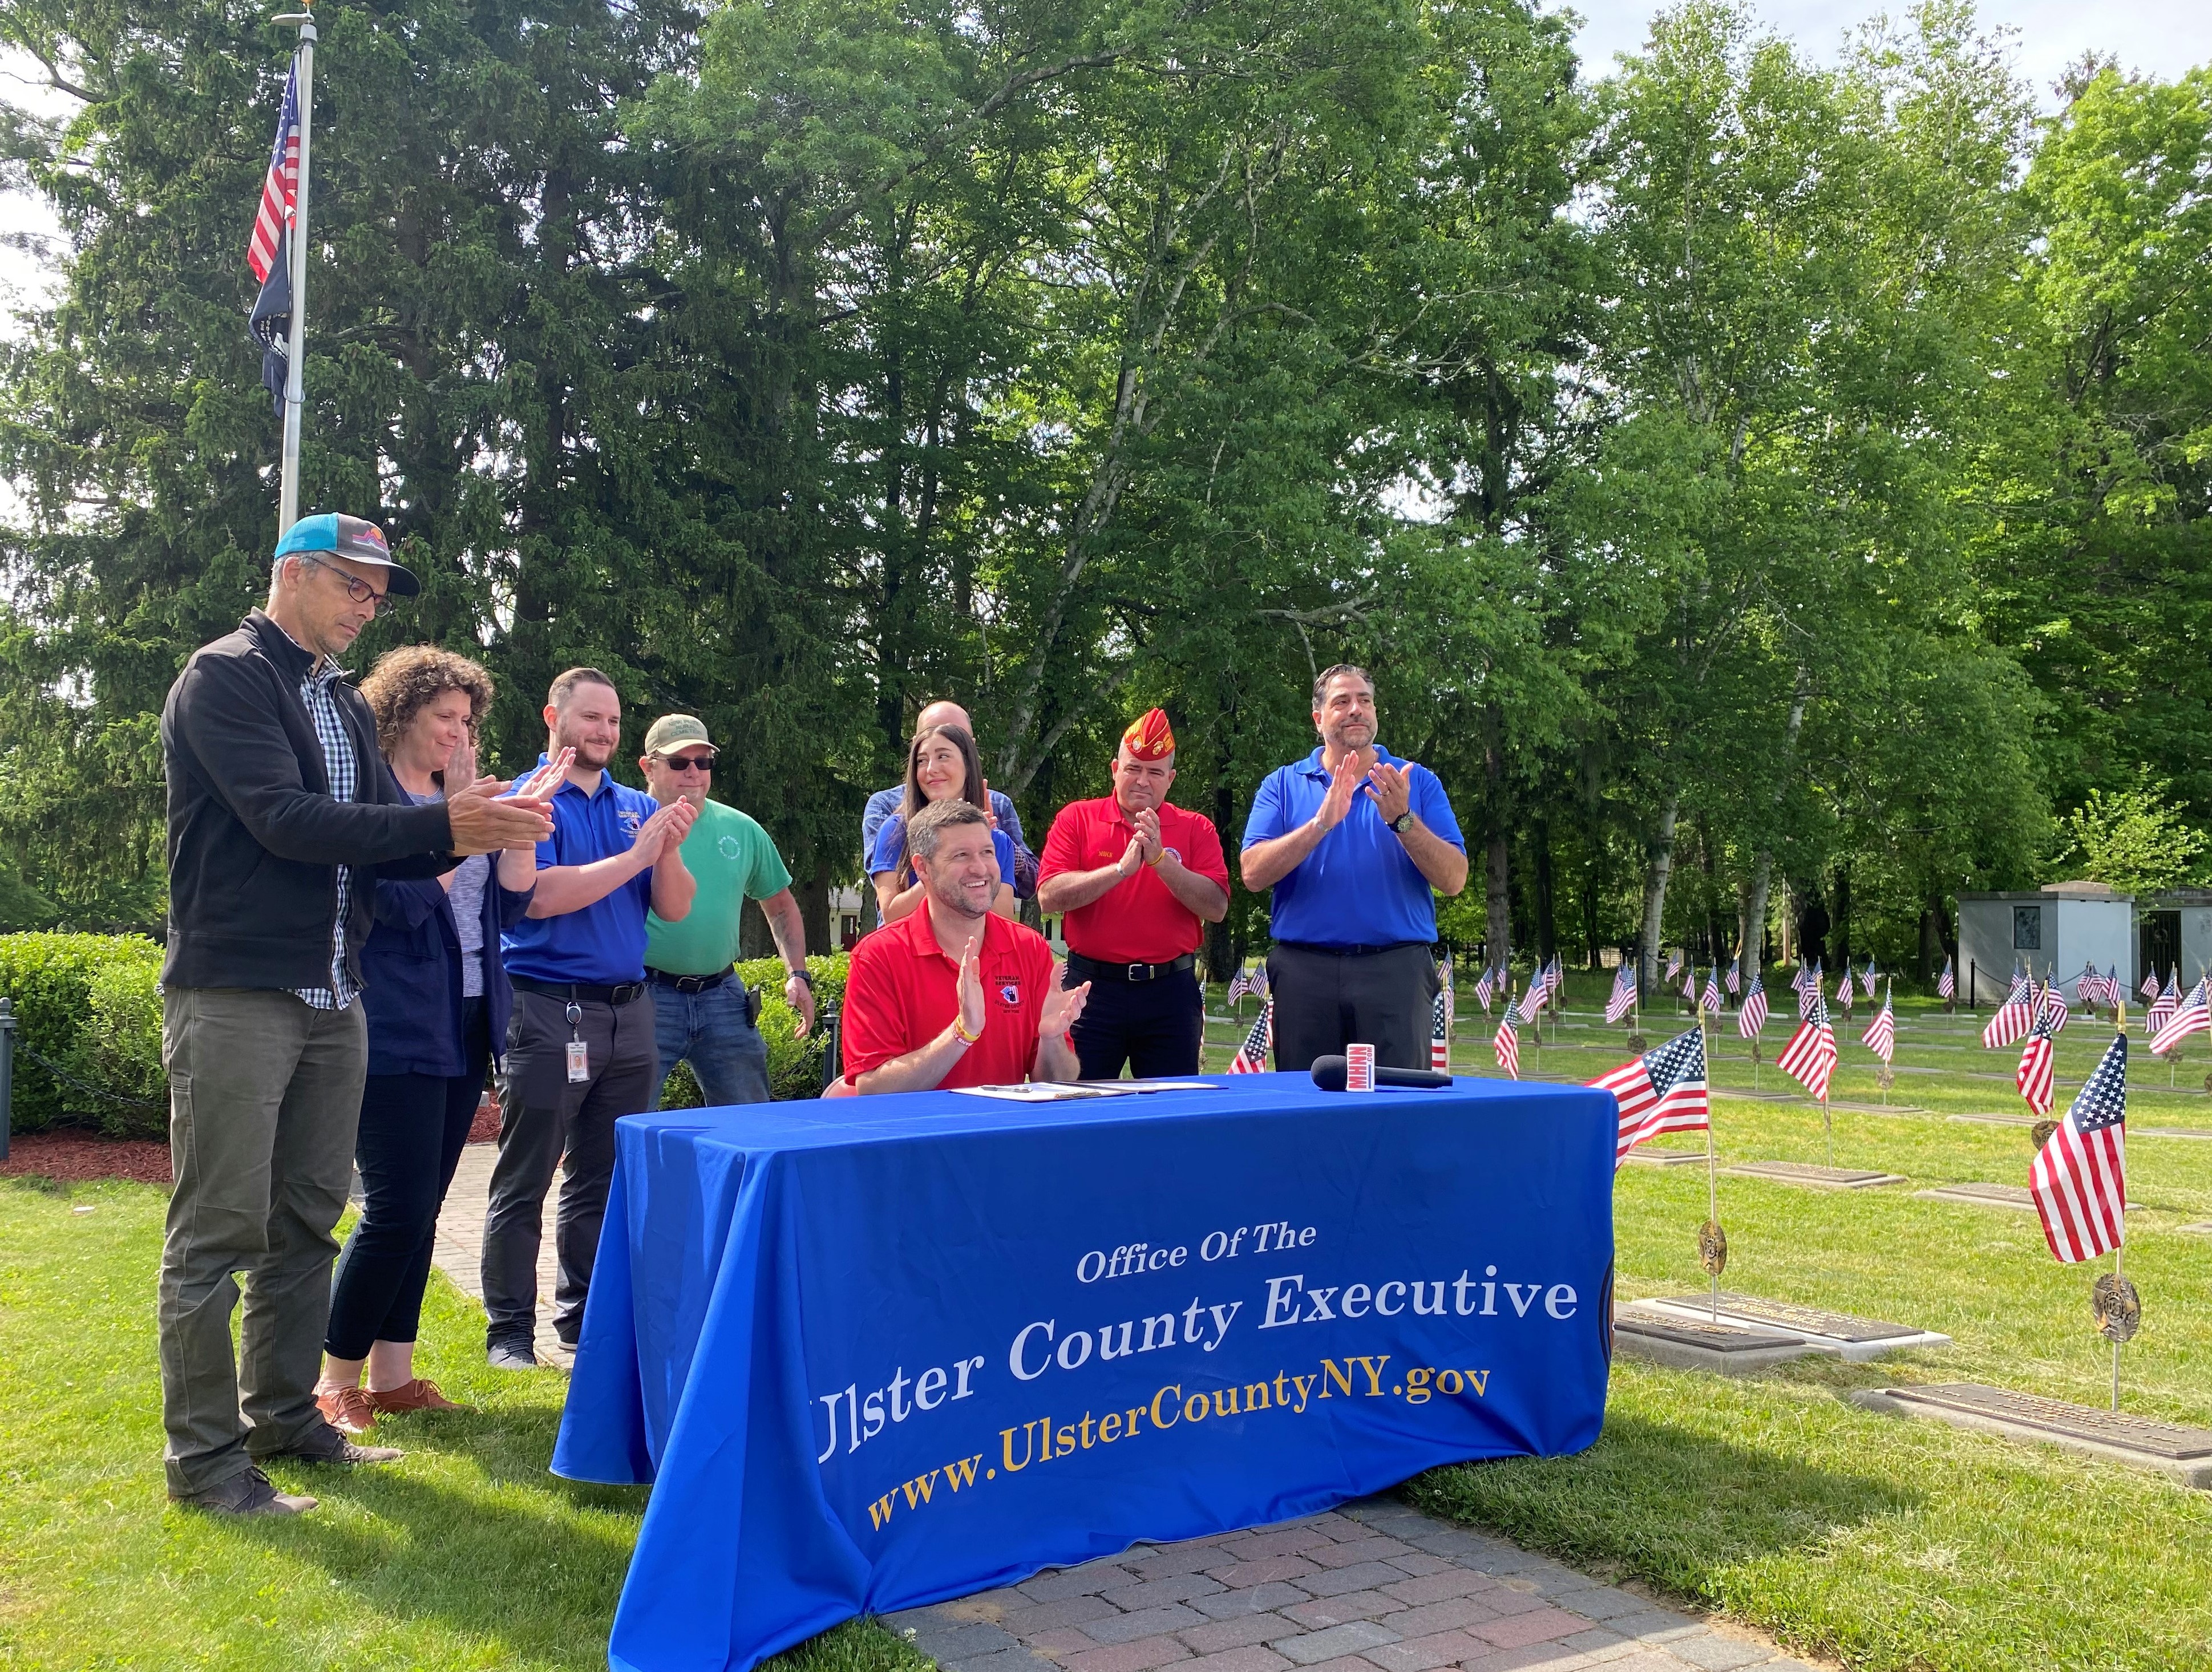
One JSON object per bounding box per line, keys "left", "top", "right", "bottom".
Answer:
{"left": 500, "top": 763, "right": 662, "bottom": 984}
{"left": 1240, "top": 746, "right": 1465, "bottom": 948}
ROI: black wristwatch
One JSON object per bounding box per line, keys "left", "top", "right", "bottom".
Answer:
{"left": 1390, "top": 812, "right": 1416, "bottom": 835}
{"left": 786, "top": 968, "right": 815, "bottom": 990}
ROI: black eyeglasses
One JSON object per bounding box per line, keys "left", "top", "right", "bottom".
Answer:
{"left": 662, "top": 752, "right": 716, "bottom": 772}
{"left": 298, "top": 552, "right": 402, "bottom": 612}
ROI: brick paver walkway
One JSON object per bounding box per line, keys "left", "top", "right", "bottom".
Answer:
{"left": 887, "top": 1501, "right": 1814, "bottom": 1672}
{"left": 432, "top": 1140, "right": 572, "bottom": 1367}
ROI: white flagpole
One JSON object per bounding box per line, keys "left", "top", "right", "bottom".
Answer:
{"left": 274, "top": 13, "right": 318, "bottom": 533}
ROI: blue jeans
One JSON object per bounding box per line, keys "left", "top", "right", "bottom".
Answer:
{"left": 651, "top": 979, "right": 771, "bottom": 1108}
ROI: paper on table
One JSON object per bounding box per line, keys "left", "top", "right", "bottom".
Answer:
{"left": 951, "top": 1083, "right": 1137, "bottom": 1102}
{"left": 1074, "top": 1080, "right": 1225, "bottom": 1092}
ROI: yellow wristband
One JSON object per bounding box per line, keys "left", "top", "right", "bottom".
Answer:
{"left": 952, "top": 1016, "right": 982, "bottom": 1046}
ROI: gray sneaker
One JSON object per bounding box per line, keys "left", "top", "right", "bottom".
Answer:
{"left": 487, "top": 1341, "right": 540, "bottom": 1371}
{"left": 171, "top": 1465, "right": 317, "bottom": 1517}
{"left": 254, "top": 1418, "right": 403, "bottom": 1467}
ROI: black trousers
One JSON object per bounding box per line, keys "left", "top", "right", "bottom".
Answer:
{"left": 1267, "top": 942, "right": 1437, "bottom": 1073}
{"left": 482, "top": 987, "right": 657, "bottom": 1349}
{"left": 1065, "top": 965, "right": 1203, "bottom": 1080}
{"left": 325, "top": 998, "right": 490, "bottom": 1359}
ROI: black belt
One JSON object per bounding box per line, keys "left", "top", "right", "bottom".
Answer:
{"left": 1274, "top": 940, "right": 1429, "bottom": 959}
{"left": 649, "top": 967, "right": 730, "bottom": 994}
{"left": 1067, "top": 952, "right": 1196, "bottom": 984}
{"left": 513, "top": 975, "right": 649, "bottom": 1006}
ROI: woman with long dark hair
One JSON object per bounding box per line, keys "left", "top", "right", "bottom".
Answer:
{"left": 867, "top": 722, "right": 1016, "bottom": 924}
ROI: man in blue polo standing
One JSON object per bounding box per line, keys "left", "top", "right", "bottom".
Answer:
{"left": 1240, "top": 664, "right": 1469, "bottom": 1071}
{"left": 482, "top": 667, "right": 697, "bottom": 1369}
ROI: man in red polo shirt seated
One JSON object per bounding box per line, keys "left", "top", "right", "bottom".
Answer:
{"left": 1037, "top": 708, "right": 1228, "bottom": 1078}
{"left": 843, "top": 799, "right": 1091, "bottom": 1093}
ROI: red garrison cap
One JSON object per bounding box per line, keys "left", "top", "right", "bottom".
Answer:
{"left": 1122, "top": 708, "right": 1175, "bottom": 761}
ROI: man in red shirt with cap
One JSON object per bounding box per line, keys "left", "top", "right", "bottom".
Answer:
{"left": 1037, "top": 709, "right": 1229, "bottom": 1078}
{"left": 843, "top": 799, "right": 1091, "bottom": 1092}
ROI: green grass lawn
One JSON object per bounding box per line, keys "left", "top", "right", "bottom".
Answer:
{"left": 6, "top": 984, "right": 2211, "bottom": 1671}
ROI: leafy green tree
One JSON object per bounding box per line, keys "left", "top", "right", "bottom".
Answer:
{"left": 2054, "top": 778, "right": 2210, "bottom": 896}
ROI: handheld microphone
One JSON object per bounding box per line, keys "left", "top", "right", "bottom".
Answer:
{"left": 1310, "top": 1055, "right": 1453, "bottom": 1091}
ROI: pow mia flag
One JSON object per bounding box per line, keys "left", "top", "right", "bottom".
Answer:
{"left": 248, "top": 244, "right": 290, "bottom": 417}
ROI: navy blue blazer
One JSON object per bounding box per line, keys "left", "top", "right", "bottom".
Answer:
{"left": 361, "top": 838, "right": 534, "bottom": 1079}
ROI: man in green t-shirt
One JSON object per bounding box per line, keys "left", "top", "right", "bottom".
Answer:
{"left": 639, "top": 715, "right": 816, "bottom": 1106}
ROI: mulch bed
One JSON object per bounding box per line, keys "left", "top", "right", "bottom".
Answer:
{"left": 2, "top": 1095, "right": 502, "bottom": 1185}
{"left": 1, "top": 1131, "right": 173, "bottom": 1185}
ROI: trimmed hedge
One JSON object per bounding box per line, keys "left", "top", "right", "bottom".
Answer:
{"left": 0, "top": 935, "right": 855, "bottom": 1140}
{"left": 0, "top": 933, "right": 167, "bottom": 1138}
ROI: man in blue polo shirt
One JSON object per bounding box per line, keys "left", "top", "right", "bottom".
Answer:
{"left": 482, "top": 667, "right": 697, "bottom": 1369}
{"left": 1241, "top": 664, "right": 1469, "bottom": 1071}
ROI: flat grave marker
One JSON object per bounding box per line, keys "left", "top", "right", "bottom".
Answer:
{"left": 1854, "top": 1382, "right": 2212, "bottom": 1489}
{"left": 1916, "top": 1181, "right": 2142, "bottom": 1212}
{"left": 1641, "top": 1292, "right": 1951, "bottom": 1361}
{"left": 1612, "top": 1304, "right": 1837, "bottom": 1376}
{"left": 1722, "top": 1160, "right": 1908, "bottom": 1189}
{"left": 2180, "top": 1222, "right": 2212, "bottom": 1236}
{"left": 1948, "top": 1112, "right": 2040, "bottom": 1128}
{"left": 1622, "top": 1146, "right": 1707, "bottom": 1167}
{"left": 2137, "top": 1126, "right": 2212, "bottom": 1141}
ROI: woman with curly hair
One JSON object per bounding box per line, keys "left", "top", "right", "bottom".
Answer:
{"left": 313, "top": 646, "right": 564, "bottom": 1431}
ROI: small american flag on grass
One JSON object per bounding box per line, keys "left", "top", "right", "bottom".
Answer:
{"left": 1590, "top": 1029, "right": 1709, "bottom": 1168}
{"left": 1493, "top": 1010, "right": 1521, "bottom": 1080}
{"left": 1936, "top": 955, "right": 1955, "bottom": 999}
{"left": 2029, "top": 1031, "right": 2128, "bottom": 1264}
{"left": 1227, "top": 997, "right": 1272, "bottom": 1073}
{"left": 1861, "top": 988, "right": 1895, "bottom": 1064}
{"left": 1605, "top": 962, "right": 1637, "bottom": 1023}
{"left": 1778, "top": 992, "right": 1839, "bottom": 1101}
{"left": 1738, "top": 973, "right": 1769, "bottom": 1038}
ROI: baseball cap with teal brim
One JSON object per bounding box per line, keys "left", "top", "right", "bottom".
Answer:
{"left": 273, "top": 513, "right": 420, "bottom": 597}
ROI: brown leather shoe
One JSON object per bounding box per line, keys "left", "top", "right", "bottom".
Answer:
{"left": 316, "top": 1384, "right": 377, "bottom": 1435}
{"left": 171, "top": 1465, "right": 317, "bottom": 1517}
{"left": 253, "top": 1418, "right": 403, "bottom": 1467}
{"left": 367, "top": 1378, "right": 462, "bottom": 1415}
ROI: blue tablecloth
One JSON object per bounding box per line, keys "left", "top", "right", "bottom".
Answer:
{"left": 553, "top": 1073, "right": 1616, "bottom": 1672}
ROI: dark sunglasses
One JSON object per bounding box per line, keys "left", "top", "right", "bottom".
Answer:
{"left": 662, "top": 752, "right": 716, "bottom": 772}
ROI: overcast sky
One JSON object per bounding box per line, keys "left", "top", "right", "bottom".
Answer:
{"left": 1, "top": 3, "right": 2207, "bottom": 320}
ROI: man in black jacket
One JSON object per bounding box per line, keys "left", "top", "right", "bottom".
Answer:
{"left": 159, "top": 513, "right": 552, "bottom": 1517}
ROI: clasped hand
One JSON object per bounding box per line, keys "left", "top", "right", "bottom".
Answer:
{"left": 1117, "top": 807, "right": 1165, "bottom": 875}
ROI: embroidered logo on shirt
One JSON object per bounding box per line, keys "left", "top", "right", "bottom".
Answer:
{"left": 620, "top": 809, "right": 644, "bottom": 837}
{"left": 719, "top": 834, "right": 742, "bottom": 859}
{"left": 999, "top": 981, "right": 1021, "bottom": 1007}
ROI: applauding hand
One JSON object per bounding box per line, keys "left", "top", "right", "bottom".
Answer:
{"left": 1364, "top": 759, "right": 1412, "bottom": 824}
{"left": 1041, "top": 966, "right": 1091, "bottom": 1043}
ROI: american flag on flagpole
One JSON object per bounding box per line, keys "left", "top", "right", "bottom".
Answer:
{"left": 2029, "top": 1031, "right": 2128, "bottom": 1263}
{"left": 2145, "top": 971, "right": 2180, "bottom": 1038}
{"left": 1858, "top": 957, "right": 1877, "bottom": 999}
{"left": 1430, "top": 986, "right": 1451, "bottom": 1072}
{"left": 2077, "top": 960, "right": 2100, "bottom": 1008}
{"left": 1227, "top": 997, "right": 1272, "bottom": 1073}
{"left": 1790, "top": 961, "right": 1811, "bottom": 994}
{"left": 1726, "top": 955, "right": 1741, "bottom": 996}
{"left": 2037, "top": 978, "right": 2071, "bottom": 1035}
{"left": 1516, "top": 973, "right": 1547, "bottom": 1025}
{"left": 1471, "top": 964, "right": 1495, "bottom": 1013}
{"left": 1778, "top": 991, "right": 1839, "bottom": 1100}
{"left": 2140, "top": 968, "right": 2162, "bottom": 1002}
{"left": 1936, "top": 954, "right": 1955, "bottom": 999}
{"left": 1798, "top": 959, "right": 1822, "bottom": 1019}
{"left": 1546, "top": 956, "right": 1564, "bottom": 999}
{"left": 247, "top": 64, "right": 302, "bottom": 283}
{"left": 1590, "top": 1029, "right": 1709, "bottom": 1168}
{"left": 1604, "top": 962, "right": 1637, "bottom": 1024}
{"left": 1738, "top": 973, "right": 1769, "bottom": 1039}
{"left": 1493, "top": 1008, "right": 1521, "bottom": 1080}
{"left": 2150, "top": 974, "right": 2210, "bottom": 1056}
{"left": 1834, "top": 966, "right": 1854, "bottom": 1011}
{"left": 1861, "top": 987, "right": 1895, "bottom": 1063}
{"left": 2016, "top": 993, "right": 2061, "bottom": 1115}
{"left": 2104, "top": 965, "right": 2121, "bottom": 1009}
{"left": 1981, "top": 970, "right": 2035, "bottom": 1048}
{"left": 1225, "top": 967, "right": 1251, "bottom": 1004}
{"left": 1666, "top": 948, "right": 1683, "bottom": 980}
{"left": 1700, "top": 963, "right": 1722, "bottom": 1015}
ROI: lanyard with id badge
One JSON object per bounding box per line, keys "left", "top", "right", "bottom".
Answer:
{"left": 566, "top": 1000, "right": 590, "bottom": 1083}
